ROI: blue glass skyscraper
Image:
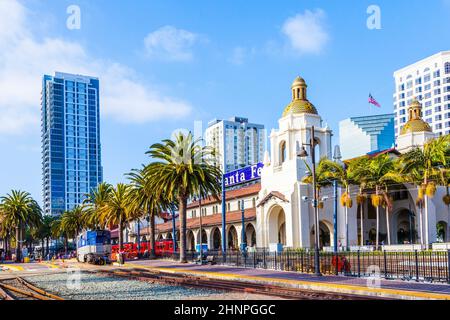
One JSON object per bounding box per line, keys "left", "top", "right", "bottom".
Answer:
{"left": 41, "top": 72, "right": 103, "bottom": 216}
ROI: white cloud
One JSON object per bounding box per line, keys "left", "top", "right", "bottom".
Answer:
{"left": 281, "top": 9, "right": 329, "bottom": 55}
{"left": 228, "top": 46, "right": 256, "bottom": 65}
{"left": 0, "top": 0, "right": 192, "bottom": 135}
{"left": 144, "top": 25, "right": 200, "bottom": 61}
{"left": 102, "top": 64, "right": 191, "bottom": 122}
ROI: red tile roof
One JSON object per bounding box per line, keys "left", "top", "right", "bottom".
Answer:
{"left": 344, "top": 148, "right": 401, "bottom": 164}
{"left": 187, "top": 183, "right": 261, "bottom": 209}
{"left": 139, "top": 208, "right": 257, "bottom": 235}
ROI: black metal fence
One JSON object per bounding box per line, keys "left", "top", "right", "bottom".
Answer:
{"left": 158, "top": 249, "right": 450, "bottom": 284}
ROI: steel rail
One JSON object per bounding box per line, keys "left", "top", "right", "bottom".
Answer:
{"left": 16, "top": 277, "right": 64, "bottom": 300}
{"left": 0, "top": 283, "right": 52, "bottom": 300}
{"left": 0, "top": 278, "right": 64, "bottom": 301}
{"left": 0, "top": 285, "right": 14, "bottom": 300}
{"left": 93, "top": 268, "right": 374, "bottom": 300}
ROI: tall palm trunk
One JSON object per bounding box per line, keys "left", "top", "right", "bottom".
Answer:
{"left": 375, "top": 186, "right": 380, "bottom": 250}
{"left": 149, "top": 212, "right": 156, "bottom": 259}
{"left": 137, "top": 221, "right": 141, "bottom": 255}
{"left": 119, "top": 216, "right": 124, "bottom": 252}
{"left": 178, "top": 195, "right": 187, "bottom": 263}
{"left": 360, "top": 198, "right": 364, "bottom": 246}
{"left": 419, "top": 206, "right": 424, "bottom": 245}
{"left": 64, "top": 236, "right": 68, "bottom": 255}
{"left": 5, "top": 233, "right": 8, "bottom": 258}
{"left": 46, "top": 237, "right": 49, "bottom": 258}
{"left": 447, "top": 186, "right": 450, "bottom": 243}
{"left": 15, "top": 223, "right": 21, "bottom": 262}
{"left": 345, "top": 206, "right": 348, "bottom": 249}
{"left": 386, "top": 206, "right": 391, "bottom": 245}
{"left": 424, "top": 195, "right": 429, "bottom": 248}
{"left": 345, "top": 186, "right": 349, "bottom": 250}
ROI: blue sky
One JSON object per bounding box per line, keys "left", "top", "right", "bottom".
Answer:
{"left": 1, "top": 0, "right": 450, "bottom": 206}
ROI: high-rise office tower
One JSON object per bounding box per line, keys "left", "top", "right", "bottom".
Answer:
{"left": 393, "top": 51, "right": 450, "bottom": 138}
{"left": 205, "top": 117, "right": 265, "bottom": 173}
{"left": 339, "top": 114, "right": 395, "bottom": 160}
{"left": 41, "top": 72, "right": 103, "bottom": 216}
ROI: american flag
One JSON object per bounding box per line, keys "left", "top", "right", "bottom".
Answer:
{"left": 368, "top": 94, "right": 381, "bottom": 108}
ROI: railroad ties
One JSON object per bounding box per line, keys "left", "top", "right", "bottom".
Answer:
{"left": 92, "top": 268, "right": 374, "bottom": 300}
{"left": 0, "top": 277, "right": 64, "bottom": 301}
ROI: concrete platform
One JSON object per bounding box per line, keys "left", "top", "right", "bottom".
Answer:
{"left": 121, "top": 259, "right": 450, "bottom": 300}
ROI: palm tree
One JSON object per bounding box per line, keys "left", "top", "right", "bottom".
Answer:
{"left": 82, "top": 182, "right": 112, "bottom": 230}
{"left": 398, "top": 135, "right": 450, "bottom": 246}
{"left": 302, "top": 157, "right": 341, "bottom": 247}
{"left": 0, "top": 191, "right": 42, "bottom": 262}
{"left": 35, "top": 215, "right": 55, "bottom": 258}
{"left": 128, "top": 167, "right": 169, "bottom": 259}
{"left": 145, "top": 132, "right": 222, "bottom": 263}
{"left": 50, "top": 217, "right": 64, "bottom": 255}
{"left": 350, "top": 154, "right": 395, "bottom": 249}
{"left": 98, "top": 183, "right": 137, "bottom": 251}
{"left": 302, "top": 157, "right": 336, "bottom": 194}
{"left": 346, "top": 157, "right": 372, "bottom": 246}
{"left": 0, "top": 208, "right": 8, "bottom": 257}
{"left": 50, "top": 208, "right": 84, "bottom": 256}
{"left": 61, "top": 207, "right": 84, "bottom": 243}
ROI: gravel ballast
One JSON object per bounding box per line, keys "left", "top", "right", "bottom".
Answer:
{"left": 24, "top": 272, "right": 220, "bottom": 300}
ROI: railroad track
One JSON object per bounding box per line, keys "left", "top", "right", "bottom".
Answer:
{"left": 0, "top": 277, "right": 64, "bottom": 301}
{"left": 94, "top": 268, "right": 375, "bottom": 300}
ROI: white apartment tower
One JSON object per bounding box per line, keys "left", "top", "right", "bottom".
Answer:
{"left": 205, "top": 117, "right": 265, "bottom": 173}
{"left": 393, "top": 51, "right": 450, "bottom": 138}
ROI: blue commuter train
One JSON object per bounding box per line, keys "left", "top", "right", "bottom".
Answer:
{"left": 76, "top": 230, "right": 112, "bottom": 265}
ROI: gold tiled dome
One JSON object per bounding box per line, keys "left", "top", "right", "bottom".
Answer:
{"left": 400, "top": 99, "right": 432, "bottom": 135}
{"left": 282, "top": 76, "right": 318, "bottom": 117}
{"left": 283, "top": 100, "right": 318, "bottom": 116}
{"left": 400, "top": 119, "right": 432, "bottom": 134}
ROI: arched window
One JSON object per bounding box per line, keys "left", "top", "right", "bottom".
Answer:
{"left": 279, "top": 141, "right": 287, "bottom": 164}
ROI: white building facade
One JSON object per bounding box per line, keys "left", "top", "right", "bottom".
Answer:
{"left": 256, "top": 76, "right": 345, "bottom": 249}
{"left": 256, "top": 77, "right": 450, "bottom": 250}
{"left": 130, "top": 77, "right": 450, "bottom": 252}
{"left": 205, "top": 117, "right": 265, "bottom": 173}
{"left": 393, "top": 51, "right": 450, "bottom": 138}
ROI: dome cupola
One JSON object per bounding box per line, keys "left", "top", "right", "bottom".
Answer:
{"left": 282, "top": 76, "right": 318, "bottom": 117}
{"left": 400, "top": 99, "right": 432, "bottom": 135}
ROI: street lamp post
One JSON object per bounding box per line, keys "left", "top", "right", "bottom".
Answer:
{"left": 240, "top": 199, "right": 247, "bottom": 254}
{"left": 137, "top": 220, "right": 141, "bottom": 259}
{"left": 333, "top": 179, "right": 338, "bottom": 254}
{"left": 198, "top": 196, "right": 204, "bottom": 263}
{"left": 298, "top": 125, "right": 322, "bottom": 276}
{"left": 221, "top": 133, "right": 227, "bottom": 262}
